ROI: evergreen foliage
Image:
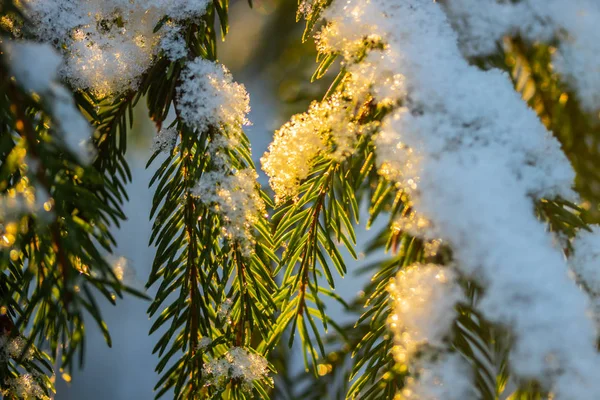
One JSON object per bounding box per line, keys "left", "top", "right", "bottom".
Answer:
{"left": 0, "top": 0, "right": 144, "bottom": 397}
{"left": 1, "top": 0, "right": 600, "bottom": 399}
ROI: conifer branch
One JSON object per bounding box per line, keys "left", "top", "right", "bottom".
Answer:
{"left": 0, "top": 2, "right": 148, "bottom": 397}
{"left": 2, "top": 0, "right": 600, "bottom": 398}
{"left": 268, "top": 3, "right": 600, "bottom": 399}
{"left": 145, "top": 4, "right": 277, "bottom": 398}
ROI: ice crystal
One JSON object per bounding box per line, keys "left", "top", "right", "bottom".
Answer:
{"left": 2, "top": 374, "right": 49, "bottom": 400}
{"left": 203, "top": 347, "right": 269, "bottom": 391}
{"left": 177, "top": 58, "right": 250, "bottom": 134}
{"left": 152, "top": 126, "right": 179, "bottom": 154}
{"left": 391, "top": 211, "right": 432, "bottom": 240}
{"left": 197, "top": 337, "right": 212, "bottom": 350}
{"left": 159, "top": 24, "right": 188, "bottom": 61}
{"left": 0, "top": 336, "right": 34, "bottom": 361}
{"left": 216, "top": 298, "right": 233, "bottom": 323}
{"left": 423, "top": 239, "right": 444, "bottom": 259}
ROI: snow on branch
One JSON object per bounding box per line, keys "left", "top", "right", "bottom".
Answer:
{"left": 177, "top": 58, "right": 265, "bottom": 256}
{"left": 400, "top": 353, "right": 477, "bottom": 400}
{"left": 571, "top": 227, "right": 600, "bottom": 296}
{"left": 318, "top": 0, "right": 600, "bottom": 396}
{"left": 261, "top": 92, "right": 368, "bottom": 203}
{"left": 442, "top": 0, "right": 600, "bottom": 112}
{"left": 193, "top": 168, "right": 265, "bottom": 257}
{"left": 3, "top": 40, "right": 94, "bottom": 163}
{"left": 177, "top": 58, "right": 250, "bottom": 134}
{"left": 388, "top": 264, "right": 464, "bottom": 363}
{"left": 21, "top": 0, "right": 210, "bottom": 97}
{"left": 202, "top": 347, "right": 270, "bottom": 392}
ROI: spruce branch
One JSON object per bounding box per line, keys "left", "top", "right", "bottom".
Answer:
{"left": 272, "top": 3, "right": 600, "bottom": 399}
{"left": 0, "top": 2, "right": 148, "bottom": 397}
{"left": 146, "top": 4, "right": 277, "bottom": 399}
